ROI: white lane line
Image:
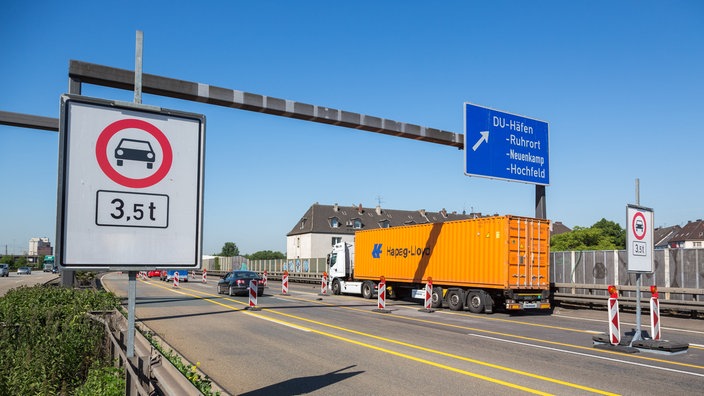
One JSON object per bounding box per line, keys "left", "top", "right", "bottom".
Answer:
{"left": 468, "top": 333, "right": 704, "bottom": 378}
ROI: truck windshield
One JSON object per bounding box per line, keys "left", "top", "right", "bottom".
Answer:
{"left": 329, "top": 253, "right": 337, "bottom": 266}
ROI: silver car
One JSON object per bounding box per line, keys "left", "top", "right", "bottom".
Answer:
{"left": 17, "top": 266, "right": 31, "bottom": 275}
{"left": 0, "top": 264, "right": 8, "bottom": 277}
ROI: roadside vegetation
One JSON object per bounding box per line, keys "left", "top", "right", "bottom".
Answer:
{"left": 0, "top": 285, "right": 121, "bottom": 395}
{"left": 551, "top": 218, "right": 626, "bottom": 251}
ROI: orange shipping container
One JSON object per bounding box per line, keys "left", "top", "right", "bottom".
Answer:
{"left": 353, "top": 215, "right": 550, "bottom": 291}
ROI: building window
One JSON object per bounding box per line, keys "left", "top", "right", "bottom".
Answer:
{"left": 694, "top": 241, "right": 702, "bottom": 247}
{"left": 353, "top": 219, "right": 362, "bottom": 229}
{"left": 332, "top": 237, "right": 342, "bottom": 246}
{"left": 379, "top": 220, "right": 390, "bottom": 228}
{"left": 330, "top": 217, "right": 340, "bottom": 228}
{"left": 300, "top": 219, "right": 307, "bottom": 229}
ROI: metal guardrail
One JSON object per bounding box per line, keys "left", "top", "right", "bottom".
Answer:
{"left": 88, "top": 310, "right": 214, "bottom": 396}
{"left": 552, "top": 283, "right": 704, "bottom": 317}
{"left": 201, "top": 270, "right": 703, "bottom": 316}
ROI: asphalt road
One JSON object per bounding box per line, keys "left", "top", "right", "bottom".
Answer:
{"left": 0, "top": 270, "right": 58, "bottom": 296}
{"left": 102, "top": 273, "right": 704, "bottom": 396}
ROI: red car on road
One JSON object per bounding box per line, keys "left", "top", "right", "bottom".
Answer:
{"left": 147, "top": 270, "right": 161, "bottom": 278}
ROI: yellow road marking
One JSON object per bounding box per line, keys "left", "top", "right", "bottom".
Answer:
{"left": 137, "top": 280, "right": 618, "bottom": 395}
{"left": 278, "top": 292, "right": 704, "bottom": 372}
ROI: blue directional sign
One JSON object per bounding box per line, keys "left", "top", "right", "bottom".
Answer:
{"left": 464, "top": 103, "right": 549, "bottom": 185}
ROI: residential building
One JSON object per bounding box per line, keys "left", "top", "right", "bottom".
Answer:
{"left": 653, "top": 225, "right": 682, "bottom": 249}
{"left": 286, "top": 203, "right": 474, "bottom": 259}
{"left": 668, "top": 220, "right": 704, "bottom": 248}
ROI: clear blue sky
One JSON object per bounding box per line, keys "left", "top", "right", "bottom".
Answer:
{"left": 1, "top": 1, "right": 702, "bottom": 256}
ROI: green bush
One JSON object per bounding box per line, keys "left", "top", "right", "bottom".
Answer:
{"left": 0, "top": 285, "right": 119, "bottom": 395}
{"left": 73, "top": 364, "right": 125, "bottom": 396}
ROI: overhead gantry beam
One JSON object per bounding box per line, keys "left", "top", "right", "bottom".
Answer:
{"left": 67, "top": 60, "right": 464, "bottom": 149}
{"left": 0, "top": 110, "right": 58, "bottom": 131}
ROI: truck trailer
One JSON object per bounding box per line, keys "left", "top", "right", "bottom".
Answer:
{"left": 326, "top": 215, "right": 551, "bottom": 313}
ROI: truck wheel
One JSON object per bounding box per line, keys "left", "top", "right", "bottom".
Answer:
{"left": 431, "top": 287, "right": 443, "bottom": 308}
{"left": 332, "top": 279, "right": 341, "bottom": 295}
{"left": 361, "top": 281, "right": 375, "bottom": 299}
{"left": 447, "top": 289, "right": 464, "bottom": 311}
{"left": 466, "top": 290, "right": 484, "bottom": 313}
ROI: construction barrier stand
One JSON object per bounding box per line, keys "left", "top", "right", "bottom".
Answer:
{"left": 282, "top": 271, "right": 289, "bottom": 295}
{"left": 650, "top": 297, "right": 661, "bottom": 341}
{"left": 320, "top": 272, "right": 328, "bottom": 295}
{"left": 249, "top": 280, "right": 258, "bottom": 307}
{"left": 424, "top": 278, "right": 433, "bottom": 310}
{"left": 608, "top": 297, "right": 620, "bottom": 345}
{"left": 377, "top": 276, "right": 386, "bottom": 310}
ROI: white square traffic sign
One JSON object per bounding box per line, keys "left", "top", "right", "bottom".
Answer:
{"left": 626, "top": 204, "right": 654, "bottom": 273}
{"left": 57, "top": 95, "right": 205, "bottom": 269}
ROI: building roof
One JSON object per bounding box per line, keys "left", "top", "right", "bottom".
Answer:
{"left": 287, "top": 203, "right": 476, "bottom": 236}
{"left": 551, "top": 221, "right": 571, "bottom": 237}
{"left": 653, "top": 225, "right": 681, "bottom": 248}
{"left": 669, "top": 220, "right": 704, "bottom": 243}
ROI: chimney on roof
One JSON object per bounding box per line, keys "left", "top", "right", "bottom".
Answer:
{"left": 333, "top": 203, "right": 339, "bottom": 212}
{"left": 440, "top": 208, "right": 447, "bottom": 218}
{"left": 358, "top": 204, "right": 363, "bottom": 214}
{"left": 375, "top": 205, "right": 382, "bottom": 215}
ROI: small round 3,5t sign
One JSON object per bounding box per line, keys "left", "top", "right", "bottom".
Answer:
{"left": 626, "top": 205, "right": 654, "bottom": 273}
{"left": 57, "top": 95, "right": 205, "bottom": 270}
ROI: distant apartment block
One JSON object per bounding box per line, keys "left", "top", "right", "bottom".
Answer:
{"left": 29, "top": 237, "right": 53, "bottom": 256}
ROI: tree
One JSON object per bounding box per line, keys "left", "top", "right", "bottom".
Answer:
{"left": 592, "top": 218, "right": 626, "bottom": 248}
{"left": 551, "top": 219, "right": 625, "bottom": 251}
{"left": 246, "top": 250, "right": 285, "bottom": 260}
{"left": 218, "top": 242, "right": 239, "bottom": 257}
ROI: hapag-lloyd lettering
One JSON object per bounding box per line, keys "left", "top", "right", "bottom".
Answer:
{"left": 386, "top": 246, "right": 432, "bottom": 258}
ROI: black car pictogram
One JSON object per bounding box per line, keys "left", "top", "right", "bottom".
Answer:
{"left": 635, "top": 218, "right": 644, "bottom": 233}
{"left": 115, "top": 138, "right": 155, "bottom": 169}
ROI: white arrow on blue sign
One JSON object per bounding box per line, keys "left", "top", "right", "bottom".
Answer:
{"left": 464, "top": 103, "right": 549, "bottom": 185}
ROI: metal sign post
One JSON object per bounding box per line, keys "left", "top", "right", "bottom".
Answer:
{"left": 127, "top": 30, "right": 144, "bottom": 359}
{"left": 627, "top": 178, "right": 654, "bottom": 344}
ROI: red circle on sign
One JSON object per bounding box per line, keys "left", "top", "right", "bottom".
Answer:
{"left": 632, "top": 211, "right": 647, "bottom": 241}
{"left": 95, "top": 119, "right": 173, "bottom": 188}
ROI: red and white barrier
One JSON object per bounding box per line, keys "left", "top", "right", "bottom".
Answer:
{"left": 607, "top": 285, "right": 620, "bottom": 345}
{"left": 650, "top": 285, "right": 661, "bottom": 340}
{"left": 191, "top": 270, "right": 195, "bottom": 280}
{"left": 424, "top": 277, "right": 433, "bottom": 310}
{"left": 202, "top": 269, "right": 207, "bottom": 284}
{"left": 173, "top": 272, "right": 180, "bottom": 288}
{"left": 281, "top": 271, "right": 289, "bottom": 295}
{"left": 249, "top": 280, "right": 258, "bottom": 308}
{"left": 377, "top": 276, "right": 386, "bottom": 310}
{"left": 262, "top": 270, "right": 268, "bottom": 286}
{"left": 320, "top": 272, "right": 328, "bottom": 295}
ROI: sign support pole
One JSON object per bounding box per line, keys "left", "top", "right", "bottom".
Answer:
{"left": 126, "top": 30, "right": 144, "bottom": 359}
{"left": 535, "top": 185, "right": 546, "bottom": 219}
{"left": 633, "top": 178, "right": 643, "bottom": 344}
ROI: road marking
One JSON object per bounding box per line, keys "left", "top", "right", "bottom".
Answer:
{"left": 142, "top": 282, "right": 616, "bottom": 395}
{"left": 469, "top": 333, "right": 704, "bottom": 379}
{"left": 137, "top": 279, "right": 704, "bottom": 384}
{"left": 278, "top": 293, "right": 704, "bottom": 372}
